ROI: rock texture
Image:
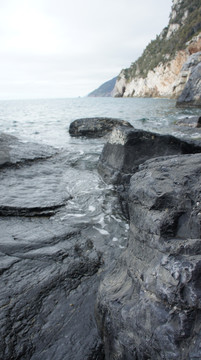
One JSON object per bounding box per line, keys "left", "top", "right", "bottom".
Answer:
{"left": 0, "top": 133, "right": 111, "bottom": 360}
{"left": 96, "top": 153, "right": 201, "bottom": 359}
{"left": 69, "top": 117, "right": 133, "bottom": 138}
{"left": 3, "top": 125, "right": 201, "bottom": 359}
{"left": 0, "top": 133, "right": 56, "bottom": 168}
{"left": 98, "top": 126, "right": 201, "bottom": 185}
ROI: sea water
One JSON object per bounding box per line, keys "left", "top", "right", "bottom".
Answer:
{"left": 0, "top": 97, "right": 200, "bottom": 252}
{"left": 0, "top": 97, "right": 200, "bottom": 149}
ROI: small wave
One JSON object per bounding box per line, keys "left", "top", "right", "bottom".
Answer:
{"left": 65, "top": 213, "right": 85, "bottom": 217}
{"left": 191, "top": 133, "right": 201, "bottom": 139}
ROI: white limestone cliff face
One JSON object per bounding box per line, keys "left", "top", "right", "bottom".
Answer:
{"left": 166, "top": 24, "right": 180, "bottom": 39}
{"left": 113, "top": 32, "right": 201, "bottom": 99}
{"left": 113, "top": 0, "right": 201, "bottom": 100}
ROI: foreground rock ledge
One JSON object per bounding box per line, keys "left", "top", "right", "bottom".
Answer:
{"left": 0, "top": 133, "right": 106, "bottom": 360}
{"left": 96, "top": 153, "right": 201, "bottom": 360}
{"left": 69, "top": 117, "right": 133, "bottom": 138}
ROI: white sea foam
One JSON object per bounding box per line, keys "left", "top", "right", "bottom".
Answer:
{"left": 67, "top": 213, "right": 85, "bottom": 217}
{"left": 93, "top": 227, "right": 109, "bottom": 235}
{"left": 88, "top": 205, "right": 96, "bottom": 212}
{"left": 111, "top": 215, "right": 122, "bottom": 223}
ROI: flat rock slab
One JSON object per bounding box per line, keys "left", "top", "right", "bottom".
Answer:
{"left": 96, "top": 153, "right": 201, "bottom": 360}
{"left": 0, "top": 132, "right": 128, "bottom": 360}
{"left": 0, "top": 215, "right": 103, "bottom": 360}
{"left": 0, "top": 133, "right": 106, "bottom": 360}
{"left": 0, "top": 158, "right": 71, "bottom": 216}
{"left": 69, "top": 117, "right": 133, "bottom": 138}
{"left": 0, "top": 133, "right": 56, "bottom": 167}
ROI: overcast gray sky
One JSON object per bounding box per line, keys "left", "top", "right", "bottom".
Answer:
{"left": 0, "top": 0, "right": 173, "bottom": 99}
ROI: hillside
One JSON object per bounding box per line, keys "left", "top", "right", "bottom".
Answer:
{"left": 120, "top": 0, "right": 201, "bottom": 81}
{"left": 113, "top": 0, "right": 201, "bottom": 105}
{"left": 88, "top": 77, "right": 117, "bottom": 97}
{"left": 89, "top": 0, "right": 201, "bottom": 106}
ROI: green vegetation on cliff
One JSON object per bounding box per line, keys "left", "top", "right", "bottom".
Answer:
{"left": 122, "top": 0, "right": 201, "bottom": 80}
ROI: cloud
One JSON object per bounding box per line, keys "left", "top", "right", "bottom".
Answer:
{"left": 0, "top": 0, "right": 173, "bottom": 98}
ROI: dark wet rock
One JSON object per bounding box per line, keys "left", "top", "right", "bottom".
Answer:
{"left": 0, "top": 132, "right": 56, "bottom": 168}
{"left": 98, "top": 126, "right": 201, "bottom": 185}
{"left": 69, "top": 117, "right": 133, "bottom": 138}
{"left": 176, "top": 116, "right": 201, "bottom": 128}
{"left": 0, "top": 204, "right": 66, "bottom": 217}
{"left": 0, "top": 157, "right": 71, "bottom": 217}
{"left": 176, "top": 54, "right": 201, "bottom": 108}
{"left": 0, "top": 216, "right": 103, "bottom": 360}
{"left": 96, "top": 153, "right": 201, "bottom": 360}
{"left": 0, "top": 132, "right": 128, "bottom": 359}
{"left": 0, "top": 134, "right": 107, "bottom": 360}
{"left": 0, "top": 133, "right": 71, "bottom": 219}
{"left": 197, "top": 116, "right": 201, "bottom": 128}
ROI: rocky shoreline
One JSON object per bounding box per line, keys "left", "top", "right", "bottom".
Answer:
{"left": 1, "top": 117, "right": 201, "bottom": 359}
{"left": 0, "top": 133, "right": 107, "bottom": 360}
{"left": 97, "top": 126, "right": 201, "bottom": 359}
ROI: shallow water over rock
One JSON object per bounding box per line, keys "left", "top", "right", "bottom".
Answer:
{"left": 0, "top": 133, "right": 129, "bottom": 359}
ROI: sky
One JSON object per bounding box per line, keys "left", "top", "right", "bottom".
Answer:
{"left": 0, "top": 0, "right": 173, "bottom": 99}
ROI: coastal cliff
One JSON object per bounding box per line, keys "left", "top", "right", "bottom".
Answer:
{"left": 89, "top": 0, "right": 201, "bottom": 106}
{"left": 113, "top": 0, "right": 201, "bottom": 104}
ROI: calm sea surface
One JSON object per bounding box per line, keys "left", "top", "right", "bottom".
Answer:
{"left": 0, "top": 97, "right": 200, "bottom": 148}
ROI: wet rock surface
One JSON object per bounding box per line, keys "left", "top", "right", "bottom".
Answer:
{"left": 3, "top": 126, "right": 201, "bottom": 360}
{"left": 96, "top": 153, "right": 201, "bottom": 360}
{"left": 98, "top": 126, "right": 201, "bottom": 185}
{"left": 0, "top": 133, "right": 56, "bottom": 168}
{"left": 0, "top": 133, "right": 128, "bottom": 360}
{"left": 0, "top": 218, "right": 102, "bottom": 360}
{"left": 176, "top": 115, "right": 201, "bottom": 128}
{"left": 69, "top": 117, "right": 133, "bottom": 138}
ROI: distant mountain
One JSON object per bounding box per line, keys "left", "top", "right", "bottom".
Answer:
{"left": 88, "top": 77, "right": 117, "bottom": 97}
